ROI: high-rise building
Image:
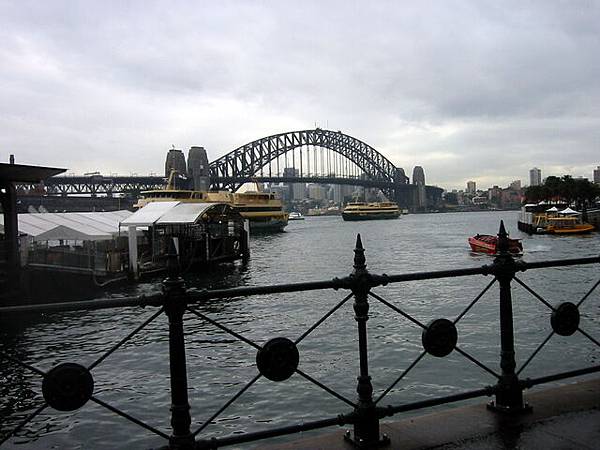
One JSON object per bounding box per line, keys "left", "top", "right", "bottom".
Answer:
{"left": 509, "top": 180, "right": 521, "bottom": 190}
{"left": 529, "top": 167, "right": 542, "bottom": 186}
{"left": 333, "top": 184, "right": 356, "bottom": 203}
{"left": 488, "top": 185, "right": 502, "bottom": 204}
{"left": 332, "top": 184, "right": 343, "bottom": 203}
{"left": 283, "top": 167, "right": 305, "bottom": 200}
{"left": 466, "top": 181, "right": 476, "bottom": 194}
{"left": 308, "top": 184, "right": 327, "bottom": 201}
{"left": 594, "top": 166, "right": 600, "bottom": 184}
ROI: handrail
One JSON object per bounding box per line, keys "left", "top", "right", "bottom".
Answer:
{"left": 3, "top": 256, "right": 599, "bottom": 315}
{"left": 0, "top": 220, "right": 598, "bottom": 449}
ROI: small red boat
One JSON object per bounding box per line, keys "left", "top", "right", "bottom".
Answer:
{"left": 468, "top": 234, "right": 523, "bottom": 255}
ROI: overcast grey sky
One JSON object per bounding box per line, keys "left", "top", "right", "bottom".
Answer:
{"left": 1, "top": 0, "right": 599, "bottom": 190}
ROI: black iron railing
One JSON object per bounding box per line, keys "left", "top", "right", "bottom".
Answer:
{"left": 1, "top": 221, "right": 599, "bottom": 449}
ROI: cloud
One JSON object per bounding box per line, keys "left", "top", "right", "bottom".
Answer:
{"left": 1, "top": 0, "right": 599, "bottom": 190}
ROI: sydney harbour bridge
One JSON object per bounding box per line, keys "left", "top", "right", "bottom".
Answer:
{"left": 19, "top": 129, "right": 443, "bottom": 211}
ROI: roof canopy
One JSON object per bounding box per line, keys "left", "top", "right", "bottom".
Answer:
{"left": 156, "top": 202, "right": 223, "bottom": 224}
{"left": 119, "top": 201, "right": 179, "bottom": 227}
{"left": 0, "top": 210, "right": 132, "bottom": 241}
{"left": 0, "top": 162, "right": 66, "bottom": 183}
{"left": 546, "top": 206, "right": 559, "bottom": 212}
{"left": 120, "top": 202, "right": 235, "bottom": 227}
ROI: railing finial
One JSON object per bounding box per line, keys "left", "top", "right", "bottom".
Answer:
{"left": 497, "top": 220, "right": 509, "bottom": 255}
{"left": 499, "top": 220, "right": 507, "bottom": 237}
{"left": 353, "top": 234, "right": 367, "bottom": 273}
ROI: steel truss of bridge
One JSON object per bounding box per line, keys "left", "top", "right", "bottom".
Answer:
{"left": 18, "top": 175, "right": 165, "bottom": 197}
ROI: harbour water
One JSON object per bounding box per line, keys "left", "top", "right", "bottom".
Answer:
{"left": 1, "top": 211, "right": 599, "bottom": 449}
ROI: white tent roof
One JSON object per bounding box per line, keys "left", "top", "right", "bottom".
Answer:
{"left": 35, "top": 224, "right": 110, "bottom": 241}
{"left": 121, "top": 202, "right": 228, "bottom": 227}
{"left": 120, "top": 201, "right": 179, "bottom": 226}
{"left": 546, "top": 206, "right": 559, "bottom": 212}
{"left": 156, "top": 203, "right": 216, "bottom": 224}
{"left": 0, "top": 210, "right": 132, "bottom": 241}
{"left": 559, "top": 207, "right": 580, "bottom": 215}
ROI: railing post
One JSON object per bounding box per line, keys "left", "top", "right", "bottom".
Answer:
{"left": 162, "top": 245, "right": 195, "bottom": 449}
{"left": 345, "top": 234, "right": 389, "bottom": 448}
{"left": 489, "top": 221, "right": 530, "bottom": 413}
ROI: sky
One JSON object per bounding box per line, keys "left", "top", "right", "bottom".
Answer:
{"left": 1, "top": 1, "right": 599, "bottom": 191}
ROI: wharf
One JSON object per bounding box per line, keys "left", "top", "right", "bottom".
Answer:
{"left": 266, "top": 378, "right": 599, "bottom": 450}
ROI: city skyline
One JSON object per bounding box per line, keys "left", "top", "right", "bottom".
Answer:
{"left": 1, "top": 1, "right": 600, "bottom": 191}
{"left": 460, "top": 165, "right": 600, "bottom": 193}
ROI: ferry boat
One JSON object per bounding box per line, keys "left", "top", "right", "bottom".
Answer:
{"left": 468, "top": 234, "right": 523, "bottom": 255}
{"left": 518, "top": 204, "right": 594, "bottom": 235}
{"left": 133, "top": 171, "right": 210, "bottom": 208}
{"left": 135, "top": 171, "right": 288, "bottom": 232}
{"left": 230, "top": 191, "right": 289, "bottom": 232}
{"left": 341, "top": 202, "right": 401, "bottom": 221}
{"left": 544, "top": 217, "right": 594, "bottom": 234}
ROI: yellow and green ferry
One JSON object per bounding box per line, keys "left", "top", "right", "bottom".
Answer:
{"left": 341, "top": 202, "right": 401, "bottom": 221}
{"left": 134, "top": 172, "right": 288, "bottom": 232}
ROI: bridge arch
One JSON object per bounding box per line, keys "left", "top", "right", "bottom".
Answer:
{"left": 209, "top": 129, "right": 408, "bottom": 192}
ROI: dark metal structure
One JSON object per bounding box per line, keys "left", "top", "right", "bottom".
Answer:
{"left": 0, "top": 162, "right": 65, "bottom": 296}
{"left": 209, "top": 129, "right": 406, "bottom": 192}
{"left": 19, "top": 175, "right": 164, "bottom": 197}
{"left": 14, "top": 129, "right": 445, "bottom": 210}
{"left": 1, "top": 221, "right": 598, "bottom": 449}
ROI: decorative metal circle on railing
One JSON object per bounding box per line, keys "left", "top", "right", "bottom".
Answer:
{"left": 422, "top": 319, "right": 458, "bottom": 357}
{"left": 256, "top": 337, "right": 299, "bottom": 382}
{"left": 551, "top": 302, "right": 580, "bottom": 336}
{"left": 42, "top": 363, "right": 94, "bottom": 411}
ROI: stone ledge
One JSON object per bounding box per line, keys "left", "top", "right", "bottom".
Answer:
{"left": 263, "top": 377, "right": 600, "bottom": 449}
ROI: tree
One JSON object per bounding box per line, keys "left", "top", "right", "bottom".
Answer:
{"left": 524, "top": 175, "right": 600, "bottom": 207}
{"left": 524, "top": 185, "right": 546, "bottom": 203}
{"left": 573, "top": 178, "right": 600, "bottom": 209}
{"left": 545, "top": 176, "right": 562, "bottom": 200}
